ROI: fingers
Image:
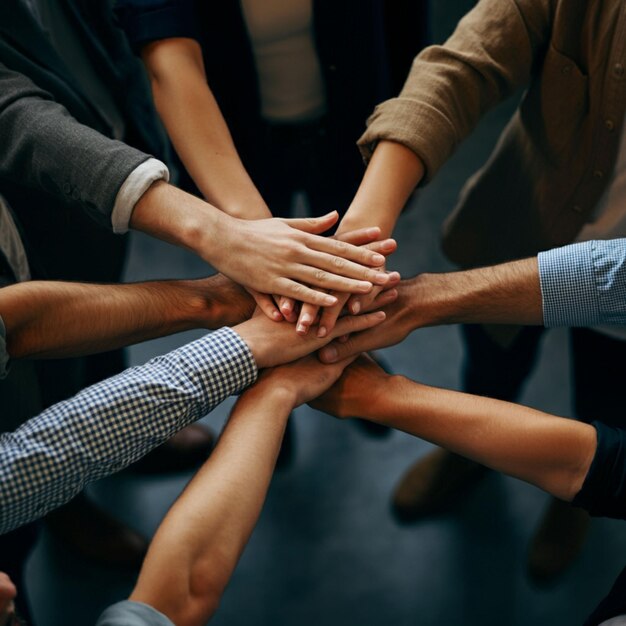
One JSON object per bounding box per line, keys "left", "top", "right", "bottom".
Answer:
{"left": 335, "top": 226, "right": 381, "bottom": 246}
{"left": 328, "top": 310, "right": 386, "bottom": 339}
{"left": 301, "top": 249, "right": 391, "bottom": 285}
{"left": 251, "top": 290, "right": 284, "bottom": 321}
{"left": 282, "top": 211, "right": 339, "bottom": 234}
{"left": 349, "top": 271, "right": 400, "bottom": 315}
{"left": 318, "top": 334, "right": 363, "bottom": 364}
{"left": 272, "top": 279, "right": 339, "bottom": 307}
{"left": 309, "top": 235, "right": 390, "bottom": 267}
{"left": 296, "top": 302, "right": 320, "bottom": 335}
{"left": 317, "top": 294, "right": 349, "bottom": 338}
{"left": 277, "top": 296, "right": 299, "bottom": 322}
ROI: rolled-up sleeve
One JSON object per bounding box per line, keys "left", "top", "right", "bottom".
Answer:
{"left": 115, "top": 0, "right": 200, "bottom": 51}
{"left": 572, "top": 422, "right": 626, "bottom": 520}
{"left": 538, "top": 239, "right": 626, "bottom": 327}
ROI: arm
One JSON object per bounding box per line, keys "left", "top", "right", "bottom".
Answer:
{"left": 0, "top": 274, "right": 253, "bottom": 361}
{"left": 0, "top": 63, "right": 152, "bottom": 229}
{"left": 320, "top": 237, "right": 626, "bottom": 363}
{"left": 313, "top": 357, "right": 596, "bottom": 503}
{"left": 0, "top": 309, "right": 385, "bottom": 533}
{"left": 128, "top": 354, "right": 356, "bottom": 626}
{"left": 142, "top": 37, "right": 270, "bottom": 219}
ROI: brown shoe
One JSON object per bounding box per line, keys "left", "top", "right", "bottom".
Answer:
{"left": 392, "top": 448, "right": 489, "bottom": 522}
{"left": 129, "top": 423, "right": 215, "bottom": 474}
{"left": 527, "top": 497, "right": 590, "bottom": 585}
{"left": 45, "top": 493, "right": 148, "bottom": 569}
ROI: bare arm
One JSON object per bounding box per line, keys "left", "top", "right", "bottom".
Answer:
{"left": 319, "top": 256, "right": 543, "bottom": 362}
{"left": 142, "top": 38, "right": 270, "bottom": 219}
{"left": 129, "top": 355, "right": 356, "bottom": 626}
{"left": 1, "top": 274, "right": 253, "bottom": 360}
{"left": 313, "top": 357, "right": 597, "bottom": 503}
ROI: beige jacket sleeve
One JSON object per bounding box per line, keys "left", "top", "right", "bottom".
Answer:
{"left": 358, "top": 0, "right": 554, "bottom": 182}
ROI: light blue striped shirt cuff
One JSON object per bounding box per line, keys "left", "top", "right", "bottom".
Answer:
{"left": 538, "top": 239, "right": 626, "bottom": 327}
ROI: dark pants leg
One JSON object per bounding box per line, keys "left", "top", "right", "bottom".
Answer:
{"left": 461, "top": 324, "right": 545, "bottom": 401}
{"left": 571, "top": 328, "right": 626, "bottom": 427}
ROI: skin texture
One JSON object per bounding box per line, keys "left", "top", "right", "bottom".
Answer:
{"left": 296, "top": 140, "right": 425, "bottom": 335}
{"left": 319, "top": 257, "right": 543, "bottom": 363}
{"left": 0, "top": 274, "right": 254, "bottom": 361}
{"left": 312, "top": 356, "right": 597, "bottom": 503}
{"left": 131, "top": 184, "right": 391, "bottom": 307}
{"left": 129, "top": 355, "right": 356, "bottom": 626}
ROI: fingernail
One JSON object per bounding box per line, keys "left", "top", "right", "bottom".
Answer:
{"left": 273, "top": 311, "right": 282, "bottom": 320}
{"left": 323, "top": 347, "right": 338, "bottom": 362}
{"left": 296, "top": 323, "right": 308, "bottom": 335}
{"left": 301, "top": 313, "right": 313, "bottom": 325}
{"left": 376, "top": 273, "right": 389, "bottom": 283}
{"left": 372, "top": 253, "right": 385, "bottom": 264}
{"left": 324, "top": 295, "right": 338, "bottom": 305}
{"left": 281, "top": 302, "right": 292, "bottom": 313}
{"left": 376, "top": 311, "right": 386, "bottom": 319}
{"left": 351, "top": 301, "right": 361, "bottom": 314}
{"left": 317, "top": 326, "right": 327, "bottom": 338}
{"left": 367, "top": 227, "right": 380, "bottom": 237}
{"left": 382, "top": 240, "right": 395, "bottom": 251}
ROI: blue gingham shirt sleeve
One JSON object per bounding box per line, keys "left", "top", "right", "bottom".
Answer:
{"left": 0, "top": 314, "right": 9, "bottom": 379}
{"left": 538, "top": 239, "right": 626, "bottom": 327}
{"left": 0, "top": 327, "right": 257, "bottom": 534}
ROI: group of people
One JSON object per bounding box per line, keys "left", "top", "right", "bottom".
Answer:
{"left": 0, "top": 0, "right": 625, "bottom": 625}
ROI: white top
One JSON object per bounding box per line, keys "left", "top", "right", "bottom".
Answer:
{"left": 577, "top": 116, "right": 626, "bottom": 340}
{"left": 241, "top": 0, "right": 327, "bottom": 122}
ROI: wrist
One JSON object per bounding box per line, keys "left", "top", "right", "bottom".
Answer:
{"left": 242, "top": 376, "right": 297, "bottom": 412}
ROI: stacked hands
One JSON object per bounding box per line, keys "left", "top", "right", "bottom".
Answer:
{"left": 222, "top": 209, "right": 402, "bottom": 405}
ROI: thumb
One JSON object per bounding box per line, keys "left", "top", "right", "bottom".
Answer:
{"left": 282, "top": 211, "right": 339, "bottom": 234}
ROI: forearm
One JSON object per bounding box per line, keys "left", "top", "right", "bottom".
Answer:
{"left": 131, "top": 383, "right": 292, "bottom": 626}
{"left": 129, "top": 179, "right": 229, "bottom": 261}
{"left": 361, "top": 375, "right": 596, "bottom": 502}
{"left": 0, "top": 275, "right": 248, "bottom": 360}
{"left": 406, "top": 257, "right": 544, "bottom": 329}
{"left": 143, "top": 39, "right": 270, "bottom": 219}
{"left": 339, "top": 141, "right": 424, "bottom": 238}
{"left": 0, "top": 328, "right": 257, "bottom": 534}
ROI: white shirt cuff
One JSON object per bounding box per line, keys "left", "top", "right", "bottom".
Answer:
{"left": 111, "top": 158, "right": 170, "bottom": 234}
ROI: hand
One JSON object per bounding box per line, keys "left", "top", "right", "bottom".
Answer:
{"left": 295, "top": 231, "right": 398, "bottom": 336}
{"left": 214, "top": 211, "right": 391, "bottom": 307}
{"left": 256, "top": 354, "right": 358, "bottom": 408}
{"left": 234, "top": 309, "right": 386, "bottom": 369}
{"left": 0, "top": 573, "right": 16, "bottom": 626}
{"left": 251, "top": 226, "right": 397, "bottom": 323}
{"left": 318, "top": 278, "right": 418, "bottom": 363}
{"left": 195, "top": 274, "right": 256, "bottom": 327}
{"left": 310, "top": 355, "right": 390, "bottom": 419}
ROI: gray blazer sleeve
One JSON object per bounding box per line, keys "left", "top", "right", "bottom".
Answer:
{"left": 0, "top": 62, "right": 151, "bottom": 229}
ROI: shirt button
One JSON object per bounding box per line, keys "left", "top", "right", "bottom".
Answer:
{"left": 614, "top": 63, "right": 625, "bottom": 77}
{"left": 561, "top": 64, "right": 572, "bottom": 75}
{"left": 593, "top": 169, "right": 605, "bottom": 179}
{"left": 605, "top": 119, "right": 615, "bottom": 131}
{"left": 572, "top": 204, "right": 583, "bottom": 214}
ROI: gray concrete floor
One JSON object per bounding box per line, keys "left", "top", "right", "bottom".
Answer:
{"left": 26, "top": 1, "right": 626, "bottom": 624}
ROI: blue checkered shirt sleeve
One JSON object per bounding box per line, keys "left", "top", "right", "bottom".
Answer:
{"left": 538, "top": 239, "right": 626, "bottom": 327}
{"left": 0, "top": 327, "right": 257, "bottom": 534}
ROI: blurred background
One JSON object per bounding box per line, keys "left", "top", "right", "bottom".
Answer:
{"left": 25, "top": 1, "right": 626, "bottom": 624}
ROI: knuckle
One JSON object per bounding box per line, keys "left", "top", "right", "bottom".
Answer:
{"left": 332, "top": 256, "right": 345, "bottom": 270}
{"left": 314, "top": 269, "right": 328, "bottom": 283}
